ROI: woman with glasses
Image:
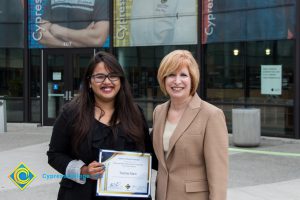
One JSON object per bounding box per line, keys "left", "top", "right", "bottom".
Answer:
{"left": 47, "top": 51, "right": 157, "bottom": 200}
{"left": 152, "top": 50, "right": 228, "bottom": 200}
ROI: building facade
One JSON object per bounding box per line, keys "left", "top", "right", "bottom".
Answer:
{"left": 0, "top": 0, "right": 299, "bottom": 138}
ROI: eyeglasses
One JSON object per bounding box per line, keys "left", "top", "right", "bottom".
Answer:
{"left": 90, "top": 73, "right": 121, "bottom": 83}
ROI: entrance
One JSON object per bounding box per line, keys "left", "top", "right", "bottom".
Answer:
{"left": 43, "top": 49, "right": 94, "bottom": 125}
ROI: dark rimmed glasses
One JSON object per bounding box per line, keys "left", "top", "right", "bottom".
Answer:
{"left": 90, "top": 73, "right": 121, "bottom": 83}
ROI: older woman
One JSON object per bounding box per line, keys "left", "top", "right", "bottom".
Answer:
{"left": 152, "top": 50, "right": 228, "bottom": 200}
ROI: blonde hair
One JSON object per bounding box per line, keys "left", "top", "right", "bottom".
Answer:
{"left": 157, "top": 50, "right": 200, "bottom": 96}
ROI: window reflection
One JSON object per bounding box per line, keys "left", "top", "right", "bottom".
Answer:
{"left": 205, "top": 40, "right": 295, "bottom": 137}
{"left": 30, "top": 49, "right": 41, "bottom": 122}
{"left": 206, "top": 43, "right": 244, "bottom": 102}
{"left": 0, "top": 48, "right": 24, "bottom": 122}
{"left": 116, "top": 45, "right": 196, "bottom": 123}
{"left": 0, "top": 49, "right": 24, "bottom": 97}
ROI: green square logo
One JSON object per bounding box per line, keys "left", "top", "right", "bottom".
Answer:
{"left": 8, "top": 162, "right": 36, "bottom": 190}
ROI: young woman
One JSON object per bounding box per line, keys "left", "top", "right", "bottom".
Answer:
{"left": 47, "top": 51, "right": 156, "bottom": 200}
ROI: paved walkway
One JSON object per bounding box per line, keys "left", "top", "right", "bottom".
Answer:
{"left": 0, "top": 124, "right": 300, "bottom": 199}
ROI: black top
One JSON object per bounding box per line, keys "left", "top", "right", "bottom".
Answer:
{"left": 92, "top": 120, "right": 139, "bottom": 160}
{"left": 47, "top": 105, "right": 157, "bottom": 200}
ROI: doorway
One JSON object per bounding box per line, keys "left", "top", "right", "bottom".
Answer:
{"left": 42, "top": 49, "right": 94, "bottom": 125}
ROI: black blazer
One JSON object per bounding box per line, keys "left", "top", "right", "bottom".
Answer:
{"left": 47, "top": 105, "right": 157, "bottom": 200}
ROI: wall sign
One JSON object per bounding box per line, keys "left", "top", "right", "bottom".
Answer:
{"left": 261, "top": 65, "right": 282, "bottom": 95}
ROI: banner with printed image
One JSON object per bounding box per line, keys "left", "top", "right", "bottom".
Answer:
{"left": 28, "top": 0, "right": 110, "bottom": 48}
{"left": 114, "top": 0, "right": 197, "bottom": 47}
{"left": 202, "top": 0, "right": 296, "bottom": 44}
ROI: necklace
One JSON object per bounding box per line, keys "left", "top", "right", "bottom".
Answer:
{"left": 95, "top": 104, "right": 105, "bottom": 121}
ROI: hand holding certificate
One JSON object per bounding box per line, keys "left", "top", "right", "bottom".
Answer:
{"left": 97, "top": 149, "right": 152, "bottom": 198}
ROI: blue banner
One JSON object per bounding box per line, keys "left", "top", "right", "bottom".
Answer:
{"left": 202, "top": 0, "right": 296, "bottom": 44}
{"left": 28, "top": 0, "right": 110, "bottom": 48}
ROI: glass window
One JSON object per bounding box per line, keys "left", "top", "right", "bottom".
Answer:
{"left": 246, "top": 40, "right": 294, "bottom": 137}
{"left": 247, "top": 40, "right": 294, "bottom": 103}
{"left": 116, "top": 45, "right": 196, "bottom": 123}
{"left": 0, "top": 49, "right": 24, "bottom": 97}
{"left": 0, "top": 48, "right": 24, "bottom": 122}
{"left": 206, "top": 43, "right": 245, "bottom": 102}
{"left": 205, "top": 40, "right": 295, "bottom": 137}
{"left": 6, "top": 99, "right": 24, "bottom": 122}
{"left": 30, "top": 49, "right": 41, "bottom": 122}
{"left": 202, "top": 0, "right": 296, "bottom": 137}
{"left": 0, "top": 0, "right": 24, "bottom": 48}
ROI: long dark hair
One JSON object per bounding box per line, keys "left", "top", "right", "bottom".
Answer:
{"left": 68, "top": 51, "right": 145, "bottom": 154}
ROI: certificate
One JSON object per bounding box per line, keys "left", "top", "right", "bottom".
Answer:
{"left": 96, "top": 149, "right": 152, "bottom": 198}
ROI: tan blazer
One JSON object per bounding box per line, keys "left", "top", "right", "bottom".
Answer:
{"left": 152, "top": 94, "right": 228, "bottom": 200}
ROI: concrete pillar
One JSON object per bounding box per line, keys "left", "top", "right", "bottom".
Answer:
{"left": 0, "top": 99, "right": 7, "bottom": 132}
{"left": 232, "top": 108, "right": 260, "bottom": 147}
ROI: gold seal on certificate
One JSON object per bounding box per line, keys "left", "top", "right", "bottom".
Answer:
{"left": 96, "top": 149, "right": 152, "bottom": 198}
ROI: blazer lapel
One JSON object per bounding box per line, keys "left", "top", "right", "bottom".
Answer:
{"left": 166, "top": 94, "right": 202, "bottom": 159}
{"left": 153, "top": 101, "right": 169, "bottom": 171}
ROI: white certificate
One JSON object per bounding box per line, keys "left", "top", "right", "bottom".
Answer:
{"left": 96, "top": 149, "right": 152, "bottom": 198}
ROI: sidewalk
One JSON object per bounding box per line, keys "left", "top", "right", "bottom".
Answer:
{"left": 0, "top": 124, "right": 300, "bottom": 199}
{"left": 0, "top": 124, "right": 58, "bottom": 199}
{"left": 228, "top": 136, "right": 300, "bottom": 199}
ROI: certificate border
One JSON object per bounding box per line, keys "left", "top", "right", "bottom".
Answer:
{"left": 96, "top": 149, "right": 152, "bottom": 198}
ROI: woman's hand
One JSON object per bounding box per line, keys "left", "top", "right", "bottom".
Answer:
{"left": 80, "top": 161, "right": 105, "bottom": 179}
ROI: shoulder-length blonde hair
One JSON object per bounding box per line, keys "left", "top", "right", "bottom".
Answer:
{"left": 157, "top": 50, "right": 200, "bottom": 96}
